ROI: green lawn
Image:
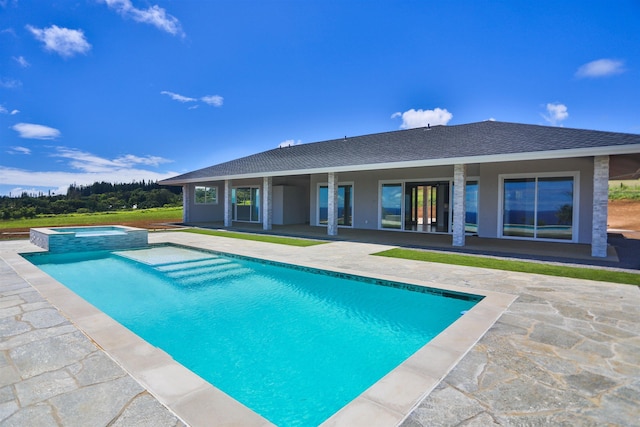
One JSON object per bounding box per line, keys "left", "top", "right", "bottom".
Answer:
{"left": 374, "top": 248, "right": 640, "bottom": 286}
{"left": 609, "top": 180, "right": 640, "bottom": 200}
{"left": 0, "top": 206, "right": 182, "bottom": 229}
{"left": 178, "top": 228, "right": 327, "bottom": 247}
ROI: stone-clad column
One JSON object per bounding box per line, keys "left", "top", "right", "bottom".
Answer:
{"left": 327, "top": 172, "right": 338, "bottom": 236}
{"left": 182, "top": 184, "right": 190, "bottom": 223}
{"left": 263, "top": 176, "right": 272, "bottom": 230}
{"left": 592, "top": 155, "right": 609, "bottom": 257}
{"left": 224, "top": 179, "right": 232, "bottom": 227}
{"left": 452, "top": 164, "right": 467, "bottom": 247}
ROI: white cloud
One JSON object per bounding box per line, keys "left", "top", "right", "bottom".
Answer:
{"left": 278, "top": 139, "right": 302, "bottom": 148}
{"left": 161, "top": 90, "right": 196, "bottom": 103}
{"left": 12, "top": 123, "right": 61, "bottom": 140}
{"left": 576, "top": 59, "right": 625, "bottom": 78}
{"left": 0, "top": 146, "right": 177, "bottom": 196}
{"left": 542, "top": 103, "right": 569, "bottom": 126}
{"left": 114, "top": 153, "right": 171, "bottom": 167}
{"left": 52, "top": 147, "right": 171, "bottom": 173}
{"left": 201, "top": 95, "right": 224, "bottom": 107}
{"left": 101, "top": 0, "right": 184, "bottom": 37}
{"left": 0, "top": 105, "right": 19, "bottom": 115}
{"left": 26, "top": 25, "right": 91, "bottom": 58}
{"left": 7, "top": 146, "right": 31, "bottom": 155}
{"left": 391, "top": 108, "right": 453, "bottom": 129}
{"left": 0, "top": 77, "right": 21, "bottom": 89}
{"left": 13, "top": 55, "right": 29, "bottom": 67}
{"left": 162, "top": 91, "right": 224, "bottom": 108}
{"left": 0, "top": 164, "right": 178, "bottom": 197}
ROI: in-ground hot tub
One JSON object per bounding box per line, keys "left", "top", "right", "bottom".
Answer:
{"left": 30, "top": 226, "right": 148, "bottom": 253}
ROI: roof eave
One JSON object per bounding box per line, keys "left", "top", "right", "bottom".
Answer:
{"left": 159, "top": 144, "right": 640, "bottom": 185}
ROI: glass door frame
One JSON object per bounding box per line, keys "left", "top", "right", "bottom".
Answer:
{"left": 404, "top": 182, "right": 451, "bottom": 233}
{"left": 316, "top": 182, "right": 354, "bottom": 227}
{"left": 498, "top": 172, "right": 578, "bottom": 242}
{"left": 232, "top": 186, "right": 261, "bottom": 223}
{"left": 379, "top": 178, "right": 480, "bottom": 234}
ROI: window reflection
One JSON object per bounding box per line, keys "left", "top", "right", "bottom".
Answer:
{"left": 381, "top": 184, "right": 402, "bottom": 229}
{"left": 319, "top": 185, "right": 352, "bottom": 226}
{"left": 465, "top": 181, "right": 478, "bottom": 233}
{"left": 503, "top": 177, "right": 573, "bottom": 240}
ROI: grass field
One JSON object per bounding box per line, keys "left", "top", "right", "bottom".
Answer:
{"left": 179, "top": 228, "right": 327, "bottom": 247}
{"left": 609, "top": 180, "right": 640, "bottom": 200}
{"left": 374, "top": 248, "right": 640, "bottom": 286}
{"left": 0, "top": 206, "right": 182, "bottom": 230}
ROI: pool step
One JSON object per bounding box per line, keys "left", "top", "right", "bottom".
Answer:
{"left": 155, "top": 257, "right": 232, "bottom": 273}
{"left": 172, "top": 266, "right": 253, "bottom": 286}
{"left": 153, "top": 257, "right": 251, "bottom": 287}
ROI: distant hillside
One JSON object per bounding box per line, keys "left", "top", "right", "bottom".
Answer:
{"left": 1, "top": 181, "right": 182, "bottom": 220}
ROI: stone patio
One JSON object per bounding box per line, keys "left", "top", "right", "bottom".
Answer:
{"left": 1, "top": 232, "right": 639, "bottom": 426}
{"left": 0, "top": 254, "right": 185, "bottom": 427}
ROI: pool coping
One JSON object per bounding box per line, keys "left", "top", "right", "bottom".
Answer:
{"left": 5, "top": 233, "right": 516, "bottom": 427}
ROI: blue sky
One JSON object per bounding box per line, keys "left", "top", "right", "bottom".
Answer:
{"left": 1, "top": 0, "right": 639, "bottom": 197}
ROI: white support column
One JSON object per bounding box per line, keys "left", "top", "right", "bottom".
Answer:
{"left": 224, "top": 179, "right": 232, "bottom": 227}
{"left": 327, "top": 172, "right": 338, "bottom": 236}
{"left": 452, "top": 164, "right": 467, "bottom": 247}
{"left": 263, "top": 176, "right": 273, "bottom": 230}
{"left": 592, "top": 155, "right": 609, "bottom": 257}
{"left": 182, "top": 184, "right": 190, "bottom": 224}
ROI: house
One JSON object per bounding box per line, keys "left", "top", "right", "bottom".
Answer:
{"left": 160, "top": 120, "right": 640, "bottom": 257}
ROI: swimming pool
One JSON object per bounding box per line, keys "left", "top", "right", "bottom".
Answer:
{"left": 25, "top": 244, "right": 482, "bottom": 426}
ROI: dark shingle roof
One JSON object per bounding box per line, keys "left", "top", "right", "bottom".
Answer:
{"left": 161, "top": 121, "right": 640, "bottom": 184}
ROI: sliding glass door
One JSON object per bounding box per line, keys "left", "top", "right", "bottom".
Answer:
{"left": 318, "top": 184, "right": 353, "bottom": 227}
{"left": 502, "top": 175, "right": 574, "bottom": 240}
{"left": 232, "top": 187, "right": 260, "bottom": 222}
{"left": 381, "top": 180, "right": 478, "bottom": 234}
{"left": 381, "top": 183, "right": 402, "bottom": 229}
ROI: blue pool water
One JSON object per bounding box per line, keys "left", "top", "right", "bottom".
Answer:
{"left": 25, "top": 244, "right": 481, "bottom": 426}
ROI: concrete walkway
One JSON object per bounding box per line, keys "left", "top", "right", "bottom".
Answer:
{"left": 1, "top": 233, "right": 639, "bottom": 426}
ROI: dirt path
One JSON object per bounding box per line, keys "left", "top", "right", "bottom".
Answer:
{"left": 607, "top": 200, "right": 640, "bottom": 231}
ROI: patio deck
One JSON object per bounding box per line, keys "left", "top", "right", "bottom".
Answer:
{"left": 188, "top": 222, "right": 638, "bottom": 268}
{"left": 1, "top": 231, "right": 639, "bottom": 426}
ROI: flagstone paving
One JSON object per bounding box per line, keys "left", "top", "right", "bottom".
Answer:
{"left": 0, "top": 251, "right": 186, "bottom": 427}
{"left": 1, "top": 233, "right": 639, "bottom": 426}
{"left": 399, "top": 267, "right": 640, "bottom": 426}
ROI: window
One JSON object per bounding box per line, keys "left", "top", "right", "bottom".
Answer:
{"left": 465, "top": 181, "right": 478, "bottom": 233}
{"left": 194, "top": 186, "right": 217, "bottom": 204}
{"left": 502, "top": 175, "right": 575, "bottom": 240}
{"left": 381, "top": 183, "right": 403, "bottom": 229}
{"left": 318, "top": 184, "right": 353, "bottom": 227}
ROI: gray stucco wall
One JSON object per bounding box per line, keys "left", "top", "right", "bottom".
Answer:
{"left": 310, "top": 166, "right": 457, "bottom": 229}
{"left": 184, "top": 181, "right": 226, "bottom": 223}
{"left": 186, "top": 156, "right": 596, "bottom": 243}
{"left": 308, "top": 158, "right": 594, "bottom": 243}
{"left": 185, "top": 176, "right": 311, "bottom": 224}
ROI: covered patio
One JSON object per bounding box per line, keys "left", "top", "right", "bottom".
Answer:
{"left": 178, "top": 221, "right": 640, "bottom": 269}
